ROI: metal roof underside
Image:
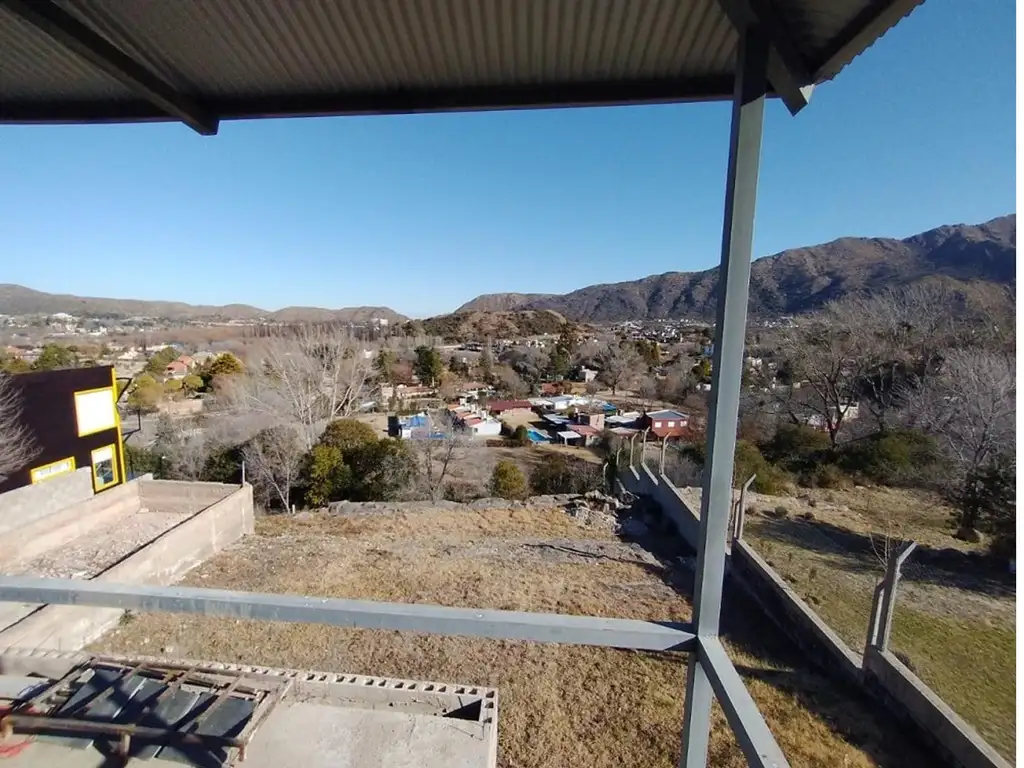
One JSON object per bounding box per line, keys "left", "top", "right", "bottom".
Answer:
{"left": 0, "top": 0, "right": 923, "bottom": 134}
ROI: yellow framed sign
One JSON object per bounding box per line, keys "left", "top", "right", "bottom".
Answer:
{"left": 90, "top": 444, "right": 119, "bottom": 491}
{"left": 74, "top": 386, "right": 117, "bottom": 437}
{"left": 30, "top": 457, "right": 76, "bottom": 484}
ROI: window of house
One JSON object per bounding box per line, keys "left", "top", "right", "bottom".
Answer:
{"left": 668, "top": 421, "right": 675, "bottom": 427}
{"left": 91, "top": 444, "right": 119, "bottom": 491}
{"left": 654, "top": 421, "right": 662, "bottom": 428}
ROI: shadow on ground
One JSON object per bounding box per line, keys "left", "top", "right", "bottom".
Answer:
{"left": 746, "top": 516, "right": 1014, "bottom": 598}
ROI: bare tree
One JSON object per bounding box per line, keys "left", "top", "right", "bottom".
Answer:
{"left": 408, "top": 413, "right": 467, "bottom": 501}
{"left": 0, "top": 374, "right": 37, "bottom": 482}
{"left": 242, "top": 423, "right": 304, "bottom": 512}
{"left": 906, "top": 349, "right": 1016, "bottom": 536}
{"left": 596, "top": 342, "right": 641, "bottom": 395}
{"left": 637, "top": 375, "right": 659, "bottom": 409}
{"left": 155, "top": 415, "right": 208, "bottom": 481}
{"left": 774, "top": 307, "right": 880, "bottom": 449}
{"left": 219, "top": 324, "right": 372, "bottom": 450}
{"left": 494, "top": 365, "right": 529, "bottom": 398}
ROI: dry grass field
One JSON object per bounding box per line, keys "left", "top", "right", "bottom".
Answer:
{"left": 739, "top": 485, "right": 1016, "bottom": 760}
{"left": 93, "top": 500, "right": 931, "bottom": 767}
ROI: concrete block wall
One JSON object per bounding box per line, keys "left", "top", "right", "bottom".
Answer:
{"left": 0, "top": 468, "right": 94, "bottom": 536}
{"left": 0, "top": 483, "right": 254, "bottom": 651}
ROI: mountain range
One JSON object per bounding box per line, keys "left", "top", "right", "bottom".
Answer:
{"left": 456, "top": 215, "right": 1015, "bottom": 321}
{"left": 0, "top": 284, "right": 407, "bottom": 324}
{"left": 1, "top": 215, "right": 1014, "bottom": 325}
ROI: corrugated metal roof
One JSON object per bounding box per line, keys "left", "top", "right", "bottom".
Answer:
{"left": 0, "top": 0, "right": 923, "bottom": 132}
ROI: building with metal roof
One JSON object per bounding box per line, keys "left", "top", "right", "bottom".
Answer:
{"left": 0, "top": 2, "right": 925, "bottom": 767}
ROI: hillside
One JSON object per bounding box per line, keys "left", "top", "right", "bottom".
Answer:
{"left": 0, "top": 284, "right": 407, "bottom": 324}
{"left": 412, "top": 309, "right": 567, "bottom": 341}
{"left": 487, "top": 215, "right": 1016, "bottom": 322}
{"left": 455, "top": 292, "right": 555, "bottom": 313}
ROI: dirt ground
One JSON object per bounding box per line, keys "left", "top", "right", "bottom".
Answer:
{"left": 732, "top": 485, "right": 1016, "bottom": 760}
{"left": 93, "top": 500, "right": 931, "bottom": 767}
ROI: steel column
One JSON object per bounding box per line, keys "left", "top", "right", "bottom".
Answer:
{"left": 680, "top": 23, "right": 768, "bottom": 768}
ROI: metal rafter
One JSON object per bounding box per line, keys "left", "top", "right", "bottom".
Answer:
{"left": 0, "top": 0, "right": 218, "bottom": 135}
{"left": 0, "top": 576, "right": 696, "bottom": 652}
{"left": 716, "top": 0, "right": 814, "bottom": 114}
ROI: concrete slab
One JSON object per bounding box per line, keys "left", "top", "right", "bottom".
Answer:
{"left": 242, "top": 701, "right": 493, "bottom": 768}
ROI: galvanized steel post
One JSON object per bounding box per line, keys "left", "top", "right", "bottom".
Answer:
{"left": 680, "top": 23, "right": 768, "bottom": 768}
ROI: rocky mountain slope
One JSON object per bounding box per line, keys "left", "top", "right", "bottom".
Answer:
{"left": 455, "top": 292, "right": 555, "bottom": 313}
{"left": 491, "top": 215, "right": 1016, "bottom": 322}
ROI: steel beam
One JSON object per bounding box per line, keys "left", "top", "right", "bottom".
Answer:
{"left": 680, "top": 24, "right": 767, "bottom": 768}
{"left": 0, "top": 576, "right": 695, "bottom": 652}
{"left": 716, "top": 0, "right": 814, "bottom": 114}
{"left": 700, "top": 638, "right": 790, "bottom": 767}
{"left": 0, "top": 0, "right": 218, "bottom": 135}
{"left": 812, "top": 0, "right": 923, "bottom": 82}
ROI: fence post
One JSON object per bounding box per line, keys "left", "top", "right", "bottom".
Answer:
{"left": 659, "top": 438, "right": 668, "bottom": 475}
{"left": 241, "top": 460, "right": 246, "bottom": 486}
{"left": 874, "top": 541, "right": 917, "bottom": 652}
{"left": 628, "top": 435, "right": 637, "bottom": 468}
{"left": 735, "top": 473, "right": 755, "bottom": 541}
{"left": 865, "top": 581, "right": 886, "bottom": 651}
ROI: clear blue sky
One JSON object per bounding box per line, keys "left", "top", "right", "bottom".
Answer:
{"left": 0, "top": 0, "right": 1014, "bottom": 318}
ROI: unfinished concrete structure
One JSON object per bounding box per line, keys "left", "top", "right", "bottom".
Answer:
{"left": 0, "top": 475, "right": 253, "bottom": 651}
{"left": 0, "top": 647, "right": 497, "bottom": 768}
{"left": 0, "top": 1, "right": 925, "bottom": 765}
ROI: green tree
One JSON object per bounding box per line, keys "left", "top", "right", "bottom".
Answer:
{"left": 555, "top": 325, "right": 580, "bottom": 357}
{"left": 479, "top": 340, "right": 494, "bottom": 382}
{"left": 548, "top": 347, "right": 571, "bottom": 379}
{"left": 970, "top": 454, "right": 1016, "bottom": 558}
{"left": 375, "top": 348, "right": 397, "bottom": 384}
{"left": 126, "top": 374, "right": 162, "bottom": 414}
{"left": 182, "top": 374, "right": 204, "bottom": 396}
{"left": 414, "top": 346, "right": 444, "bottom": 387}
{"left": 346, "top": 439, "right": 416, "bottom": 501}
{"left": 512, "top": 424, "right": 531, "bottom": 447}
{"left": 207, "top": 352, "right": 243, "bottom": 377}
{"left": 692, "top": 357, "right": 712, "bottom": 383}
{"left": 635, "top": 340, "right": 661, "bottom": 369}
{"left": 164, "top": 378, "right": 184, "bottom": 396}
{"left": 32, "top": 343, "right": 78, "bottom": 371}
{"left": 301, "top": 443, "right": 352, "bottom": 507}
{"left": 144, "top": 347, "right": 180, "bottom": 375}
{"left": 319, "top": 419, "right": 378, "bottom": 453}
{"left": 0, "top": 351, "right": 30, "bottom": 374}
{"left": 490, "top": 460, "right": 528, "bottom": 500}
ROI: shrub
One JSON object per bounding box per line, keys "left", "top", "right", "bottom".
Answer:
{"left": 800, "top": 463, "right": 850, "bottom": 490}
{"left": 319, "top": 419, "right": 378, "bottom": 453}
{"left": 346, "top": 438, "right": 417, "bottom": 501}
{"left": 760, "top": 424, "right": 832, "bottom": 471}
{"left": 490, "top": 461, "right": 528, "bottom": 500}
{"left": 734, "top": 440, "right": 789, "bottom": 495}
{"left": 124, "top": 444, "right": 160, "bottom": 478}
{"left": 774, "top": 505, "right": 790, "bottom": 518}
{"left": 443, "top": 481, "right": 479, "bottom": 503}
{"left": 300, "top": 444, "right": 351, "bottom": 508}
{"left": 512, "top": 425, "right": 531, "bottom": 447}
{"left": 839, "top": 429, "right": 939, "bottom": 485}
{"left": 530, "top": 455, "right": 604, "bottom": 495}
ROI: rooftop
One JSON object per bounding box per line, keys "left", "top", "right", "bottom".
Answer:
{"left": 1, "top": 0, "right": 921, "bottom": 132}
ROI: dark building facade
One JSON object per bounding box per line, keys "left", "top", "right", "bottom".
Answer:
{"left": 1, "top": 365, "right": 127, "bottom": 495}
